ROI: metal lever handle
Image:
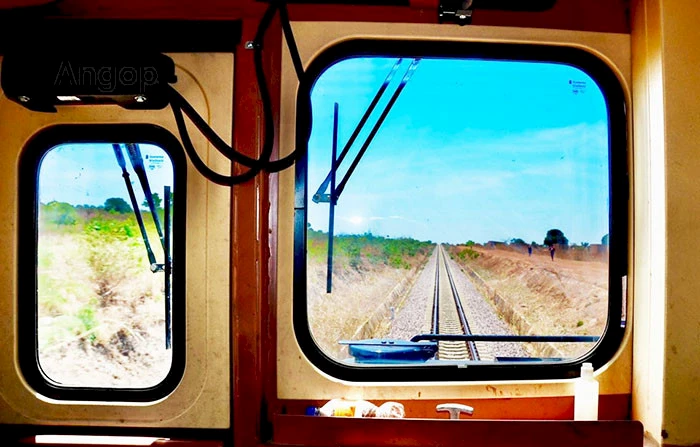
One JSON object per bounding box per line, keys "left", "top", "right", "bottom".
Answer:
{"left": 436, "top": 403, "right": 474, "bottom": 419}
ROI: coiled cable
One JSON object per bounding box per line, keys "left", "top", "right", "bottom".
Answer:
{"left": 168, "top": 0, "right": 309, "bottom": 186}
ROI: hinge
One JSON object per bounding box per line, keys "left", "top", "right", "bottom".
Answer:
{"left": 438, "top": 0, "right": 473, "bottom": 25}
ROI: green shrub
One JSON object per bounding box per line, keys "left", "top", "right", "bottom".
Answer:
{"left": 77, "top": 305, "right": 98, "bottom": 343}
{"left": 458, "top": 247, "right": 480, "bottom": 260}
{"left": 306, "top": 229, "right": 433, "bottom": 271}
{"left": 41, "top": 201, "right": 78, "bottom": 226}
{"left": 83, "top": 216, "right": 146, "bottom": 306}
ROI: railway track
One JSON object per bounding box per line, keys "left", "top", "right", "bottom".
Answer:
{"left": 432, "top": 244, "right": 480, "bottom": 361}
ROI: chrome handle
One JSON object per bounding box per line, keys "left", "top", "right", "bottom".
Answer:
{"left": 436, "top": 403, "right": 474, "bottom": 419}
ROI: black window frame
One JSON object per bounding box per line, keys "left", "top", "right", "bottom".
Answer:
{"left": 18, "top": 123, "right": 187, "bottom": 402}
{"left": 293, "top": 38, "right": 629, "bottom": 382}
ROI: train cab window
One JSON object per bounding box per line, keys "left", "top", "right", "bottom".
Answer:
{"left": 294, "top": 41, "right": 627, "bottom": 381}
{"left": 18, "top": 125, "right": 186, "bottom": 401}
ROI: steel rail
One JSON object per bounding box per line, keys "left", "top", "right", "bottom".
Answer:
{"left": 430, "top": 244, "right": 479, "bottom": 361}
{"left": 440, "top": 244, "right": 480, "bottom": 361}
{"left": 431, "top": 246, "right": 440, "bottom": 335}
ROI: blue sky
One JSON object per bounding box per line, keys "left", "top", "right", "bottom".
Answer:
{"left": 39, "top": 143, "right": 174, "bottom": 210}
{"left": 307, "top": 57, "right": 610, "bottom": 246}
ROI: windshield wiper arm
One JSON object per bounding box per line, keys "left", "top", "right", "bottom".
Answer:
{"left": 314, "top": 59, "right": 420, "bottom": 293}
{"left": 313, "top": 58, "right": 420, "bottom": 204}
{"left": 125, "top": 143, "right": 165, "bottom": 252}
{"left": 313, "top": 58, "right": 404, "bottom": 204}
{"left": 113, "top": 143, "right": 159, "bottom": 271}
{"left": 164, "top": 185, "right": 172, "bottom": 349}
{"left": 335, "top": 58, "right": 420, "bottom": 200}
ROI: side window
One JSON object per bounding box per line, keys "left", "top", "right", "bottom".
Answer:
{"left": 19, "top": 125, "right": 186, "bottom": 401}
{"left": 294, "top": 41, "right": 627, "bottom": 381}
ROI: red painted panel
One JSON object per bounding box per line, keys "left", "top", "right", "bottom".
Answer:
{"left": 272, "top": 414, "right": 644, "bottom": 447}
{"left": 232, "top": 15, "right": 282, "bottom": 447}
{"left": 278, "top": 394, "right": 631, "bottom": 420}
{"left": 0, "top": 0, "right": 57, "bottom": 9}
{"left": 15, "top": 437, "right": 223, "bottom": 447}
{"left": 0, "top": 0, "right": 629, "bottom": 33}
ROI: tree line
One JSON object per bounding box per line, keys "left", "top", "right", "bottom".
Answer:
{"left": 41, "top": 194, "right": 165, "bottom": 226}
{"left": 505, "top": 229, "right": 610, "bottom": 248}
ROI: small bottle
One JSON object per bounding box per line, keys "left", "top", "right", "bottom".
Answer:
{"left": 305, "top": 404, "right": 353, "bottom": 417}
{"left": 305, "top": 399, "right": 377, "bottom": 417}
{"left": 574, "top": 362, "right": 599, "bottom": 421}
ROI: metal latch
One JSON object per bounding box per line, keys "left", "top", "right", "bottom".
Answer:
{"left": 438, "top": 0, "right": 474, "bottom": 25}
{"left": 436, "top": 403, "right": 475, "bottom": 419}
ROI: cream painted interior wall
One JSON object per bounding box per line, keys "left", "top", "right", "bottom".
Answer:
{"left": 654, "top": 0, "right": 700, "bottom": 445}
{"left": 632, "top": 0, "right": 700, "bottom": 446}
{"left": 631, "top": 0, "right": 666, "bottom": 443}
{"left": 0, "top": 53, "right": 232, "bottom": 428}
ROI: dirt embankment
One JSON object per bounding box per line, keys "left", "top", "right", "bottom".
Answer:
{"left": 447, "top": 244, "right": 609, "bottom": 358}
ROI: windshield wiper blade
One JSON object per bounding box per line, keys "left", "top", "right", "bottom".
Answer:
{"left": 117, "top": 143, "right": 173, "bottom": 349}
{"left": 113, "top": 143, "right": 159, "bottom": 270}
{"left": 125, "top": 143, "right": 165, "bottom": 252}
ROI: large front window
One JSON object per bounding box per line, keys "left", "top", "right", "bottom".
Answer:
{"left": 294, "top": 41, "right": 628, "bottom": 381}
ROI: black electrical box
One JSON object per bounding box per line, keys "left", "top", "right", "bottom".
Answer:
{"left": 1, "top": 49, "right": 177, "bottom": 112}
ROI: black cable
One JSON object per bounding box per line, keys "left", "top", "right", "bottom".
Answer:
{"left": 167, "top": 0, "right": 311, "bottom": 184}
{"left": 171, "top": 99, "right": 262, "bottom": 186}
{"left": 168, "top": 87, "right": 261, "bottom": 168}
{"left": 278, "top": 1, "right": 304, "bottom": 81}
{"left": 263, "top": 0, "right": 311, "bottom": 173}
{"left": 166, "top": 0, "right": 278, "bottom": 184}
{"left": 251, "top": 0, "right": 279, "bottom": 170}
{"left": 262, "top": 0, "right": 311, "bottom": 173}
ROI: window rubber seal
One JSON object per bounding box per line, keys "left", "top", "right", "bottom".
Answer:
{"left": 17, "top": 123, "right": 187, "bottom": 402}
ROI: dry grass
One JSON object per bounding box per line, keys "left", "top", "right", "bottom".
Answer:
{"left": 307, "top": 244, "right": 432, "bottom": 360}
{"left": 37, "top": 211, "right": 171, "bottom": 388}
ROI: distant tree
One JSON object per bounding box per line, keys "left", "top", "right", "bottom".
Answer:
{"left": 531, "top": 241, "right": 538, "bottom": 247}
{"left": 142, "top": 192, "right": 162, "bottom": 210}
{"left": 581, "top": 242, "right": 590, "bottom": 248}
{"left": 544, "top": 229, "right": 569, "bottom": 247}
{"left": 465, "top": 240, "right": 476, "bottom": 246}
{"left": 601, "top": 234, "right": 609, "bottom": 245}
{"left": 509, "top": 238, "right": 527, "bottom": 245}
{"left": 104, "top": 197, "right": 132, "bottom": 214}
